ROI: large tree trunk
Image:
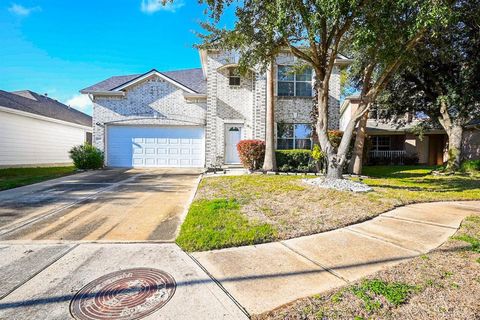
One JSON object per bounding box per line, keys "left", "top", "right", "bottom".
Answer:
{"left": 445, "top": 125, "right": 463, "bottom": 171}
{"left": 263, "top": 61, "right": 277, "bottom": 171}
{"left": 315, "top": 83, "right": 340, "bottom": 178}
{"left": 437, "top": 100, "right": 464, "bottom": 171}
{"left": 326, "top": 154, "right": 344, "bottom": 179}
{"left": 349, "top": 111, "right": 369, "bottom": 175}
{"left": 315, "top": 82, "right": 365, "bottom": 180}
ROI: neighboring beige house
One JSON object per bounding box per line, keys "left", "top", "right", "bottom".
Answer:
{"left": 340, "top": 95, "right": 480, "bottom": 165}
{"left": 0, "top": 90, "right": 92, "bottom": 167}
{"left": 81, "top": 50, "right": 350, "bottom": 168}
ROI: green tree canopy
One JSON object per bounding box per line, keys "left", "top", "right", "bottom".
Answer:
{"left": 379, "top": 0, "right": 480, "bottom": 170}
{"left": 197, "top": 0, "right": 450, "bottom": 178}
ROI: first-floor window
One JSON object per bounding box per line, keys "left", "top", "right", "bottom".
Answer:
{"left": 371, "top": 136, "right": 391, "bottom": 151}
{"left": 277, "top": 123, "right": 312, "bottom": 149}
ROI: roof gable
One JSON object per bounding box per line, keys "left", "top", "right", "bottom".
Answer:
{"left": 112, "top": 69, "right": 197, "bottom": 94}
{"left": 81, "top": 68, "right": 206, "bottom": 95}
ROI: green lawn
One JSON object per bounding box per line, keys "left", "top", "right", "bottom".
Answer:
{"left": 0, "top": 166, "right": 77, "bottom": 191}
{"left": 176, "top": 166, "right": 480, "bottom": 252}
{"left": 176, "top": 199, "right": 276, "bottom": 251}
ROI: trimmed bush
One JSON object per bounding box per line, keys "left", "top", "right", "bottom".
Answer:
{"left": 237, "top": 140, "right": 265, "bottom": 170}
{"left": 69, "top": 143, "right": 104, "bottom": 169}
{"left": 461, "top": 159, "right": 480, "bottom": 172}
{"left": 276, "top": 149, "right": 312, "bottom": 172}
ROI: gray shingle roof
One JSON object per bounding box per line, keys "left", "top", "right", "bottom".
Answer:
{"left": 0, "top": 90, "right": 92, "bottom": 127}
{"left": 81, "top": 68, "right": 206, "bottom": 94}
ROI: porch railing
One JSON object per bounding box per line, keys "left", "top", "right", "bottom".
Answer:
{"left": 369, "top": 150, "right": 407, "bottom": 164}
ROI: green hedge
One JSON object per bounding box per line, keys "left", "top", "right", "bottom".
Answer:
{"left": 276, "top": 150, "right": 312, "bottom": 172}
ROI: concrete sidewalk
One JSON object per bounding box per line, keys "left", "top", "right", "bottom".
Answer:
{"left": 193, "top": 201, "right": 480, "bottom": 315}
{"left": 0, "top": 243, "right": 247, "bottom": 319}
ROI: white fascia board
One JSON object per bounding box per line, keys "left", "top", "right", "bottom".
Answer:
{"left": 199, "top": 49, "right": 208, "bottom": 79}
{"left": 0, "top": 106, "right": 92, "bottom": 131}
{"left": 183, "top": 93, "right": 207, "bottom": 100}
{"left": 80, "top": 90, "right": 125, "bottom": 97}
{"left": 113, "top": 70, "right": 197, "bottom": 94}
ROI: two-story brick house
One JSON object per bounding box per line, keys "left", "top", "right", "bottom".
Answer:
{"left": 81, "top": 50, "right": 349, "bottom": 168}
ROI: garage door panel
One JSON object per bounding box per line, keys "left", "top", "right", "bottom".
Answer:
{"left": 107, "top": 126, "right": 205, "bottom": 168}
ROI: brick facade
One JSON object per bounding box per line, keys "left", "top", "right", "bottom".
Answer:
{"left": 92, "top": 50, "right": 342, "bottom": 167}
{"left": 92, "top": 76, "right": 206, "bottom": 152}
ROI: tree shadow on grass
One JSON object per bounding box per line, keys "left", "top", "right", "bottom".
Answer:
{"left": 371, "top": 176, "right": 480, "bottom": 193}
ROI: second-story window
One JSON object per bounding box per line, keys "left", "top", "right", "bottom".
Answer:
{"left": 277, "top": 65, "right": 313, "bottom": 97}
{"left": 229, "top": 68, "right": 241, "bottom": 86}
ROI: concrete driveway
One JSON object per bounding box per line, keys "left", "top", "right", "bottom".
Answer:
{"left": 0, "top": 169, "right": 249, "bottom": 319}
{"left": 0, "top": 168, "right": 201, "bottom": 242}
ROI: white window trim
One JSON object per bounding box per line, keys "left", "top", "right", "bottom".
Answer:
{"left": 277, "top": 65, "right": 313, "bottom": 97}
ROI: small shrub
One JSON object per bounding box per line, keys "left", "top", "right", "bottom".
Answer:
{"left": 69, "top": 143, "right": 104, "bottom": 169}
{"left": 276, "top": 149, "right": 312, "bottom": 172}
{"left": 311, "top": 144, "right": 326, "bottom": 172}
{"left": 328, "top": 130, "right": 343, "bottom": 148}
{"left": 461, "top": 160, "right": 480, "bottom": 172}
{"left": 237, "top": 140, "right": 265, "bottom": 170}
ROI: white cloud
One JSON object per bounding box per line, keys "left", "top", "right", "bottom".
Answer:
{"left": 8, "top": 3, "right": 41, "bottom": 16}
{"left": 66, "top": 94, "right": 92, "bottom": 115}
{"left": 140, "top": 0, "right": 185, "bottom": 14}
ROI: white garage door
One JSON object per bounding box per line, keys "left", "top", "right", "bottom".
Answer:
{"left": 107, "top": 126, "right": 205, "bottom": 168}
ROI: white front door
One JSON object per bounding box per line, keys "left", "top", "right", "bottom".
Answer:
{"left": 225, "top": 125, "right": 242, "bottom": 164}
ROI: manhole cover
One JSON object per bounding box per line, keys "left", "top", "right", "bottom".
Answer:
{"left": 70, "top": 268, "right": 176, "bottom": 320}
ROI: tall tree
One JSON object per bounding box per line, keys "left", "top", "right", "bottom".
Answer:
{"left": 345, "top": 2, "right": 445, "bottom": 174}
{"left": 379, "top": 0, "right": 480, "bottom": 170}
{"left": 198, "top": 0, "right": 448, "bottom": 178}
{"left": 263, "top": 60, "right": 277, "bottom": 171}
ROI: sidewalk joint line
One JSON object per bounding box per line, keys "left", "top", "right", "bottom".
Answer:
{"left": 0, "top": 244, "right": 79, "bottom": 301}
{"left": 381, "top": 215, "right": 457, "bottom": 230}
{"left": 450, "top": 203, "right": 480, "bottom": 211}
{"left": 279, "top": 242, "right": 350, "bottom": 284}
{"left": 185, "top": 252, "right": 250, "bottom": 318}
{"left": 344, "top": 228, "right": 422, "bottom": 254}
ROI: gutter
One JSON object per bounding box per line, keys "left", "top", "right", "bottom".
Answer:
{"left": 183, "top": 93, "right": 207, "bottom": 101}
{"left": 79, "top": 90, "right": 125, "bottom": 97}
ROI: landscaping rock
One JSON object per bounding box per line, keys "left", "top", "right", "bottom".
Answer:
{"left": 303, "top": 177, "right": 373, "bottom": 193}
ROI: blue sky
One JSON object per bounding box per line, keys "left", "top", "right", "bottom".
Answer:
{"left": 0, "top": 0, "right": 235, "bottom": 115}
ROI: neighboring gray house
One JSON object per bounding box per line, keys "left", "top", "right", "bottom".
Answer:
{"left": 340, "top": 95, "right": 480, "bottom": 165}
{"left": 81, "top": 50, "right": 349, "bottom": 168}
{"left": 0, "top": 90, "right": 92, "bottom": 167}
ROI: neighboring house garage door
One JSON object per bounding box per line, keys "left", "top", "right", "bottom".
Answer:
{"left": 107, "top": 126, "right": 205, "bottom": 167}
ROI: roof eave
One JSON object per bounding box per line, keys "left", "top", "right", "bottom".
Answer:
{"left": 183, "top": 93, "right": 207, "bottom": 101}
{"left": 80, "top": 90, "right": 126, "bottom": 96}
